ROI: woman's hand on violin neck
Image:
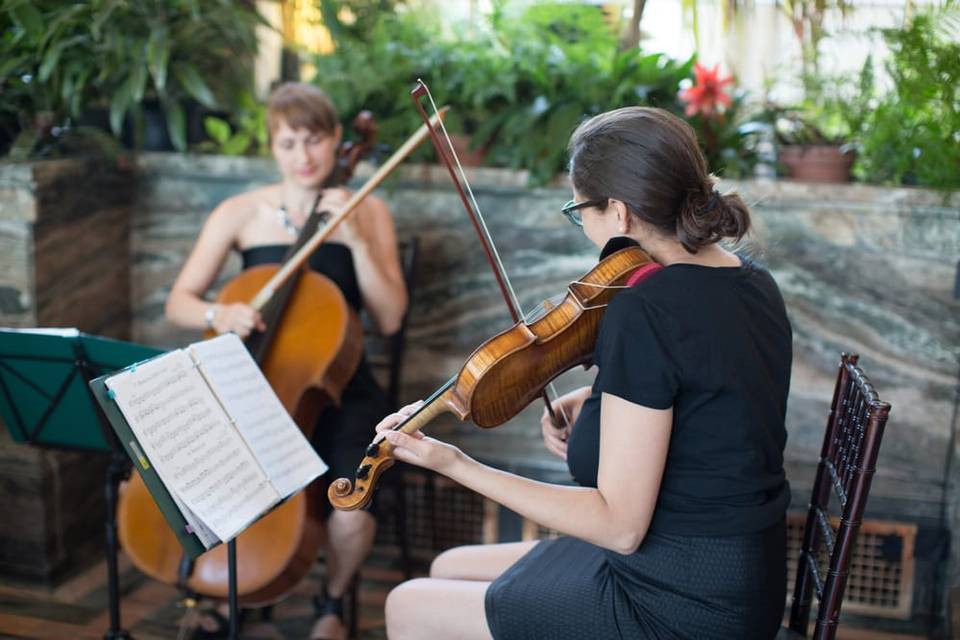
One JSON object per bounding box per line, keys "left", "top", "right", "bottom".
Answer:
{"left": 213, "top": 303, "right": 265, "bottom": 338}
{"left": 375, "top": 401, "right": 463, "bottom": 474}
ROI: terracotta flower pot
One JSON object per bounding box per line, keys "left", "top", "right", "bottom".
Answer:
{"left": 779, "top": 144, "right": 856, "bottom": 183}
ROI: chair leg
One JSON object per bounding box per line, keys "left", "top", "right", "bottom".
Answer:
{"left": 396, "top": 466, "right": 413, "bottom": 580}
{"left": 349, "top": 574, "right": 360, "bottom": 639}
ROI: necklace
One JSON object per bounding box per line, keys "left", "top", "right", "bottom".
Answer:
{"left": 276, "top": 205, "right": 302, "bottom": 236}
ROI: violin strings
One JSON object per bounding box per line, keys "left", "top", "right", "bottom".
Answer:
{"left": 419, "top": 81, "right": 524, "bottom": 317}
{"left": 567, "top": 279, "right": 624, "bottom": 312}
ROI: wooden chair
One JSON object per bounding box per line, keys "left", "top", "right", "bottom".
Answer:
{"left": 780, "top": 353, "right": 892, "bottom": 639}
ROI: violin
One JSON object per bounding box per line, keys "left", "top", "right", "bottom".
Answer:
{"left": 329, "top": 242, "right": 655, "bottom": 511}
{"left": 117, "top": 109, "right": 444, "bottom": 605}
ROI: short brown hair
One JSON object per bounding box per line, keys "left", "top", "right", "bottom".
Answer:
{"left": 266, "top": 82, "right": 339, "bottom": 136}
{"left": 568, "top": 107, "right": 750, "bottom": 253}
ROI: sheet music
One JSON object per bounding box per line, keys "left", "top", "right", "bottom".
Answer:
{"left": 189, "top": 334, "right": 327, "bottom": 498}
{"left": 105, "top": 350, "right": 279, "bottom": 542}
{"left": 170, "top": 492, "right": 220, "bottom": 549}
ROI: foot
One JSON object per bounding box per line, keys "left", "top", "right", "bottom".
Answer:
{"left": 192, "top": 603, "right": 230, "bottom": 639}
{"left": 311, "top": 588, "right": 348, "bottom": 640}
{"left": 309, "top": 612, "right": 346, "bottom": 640}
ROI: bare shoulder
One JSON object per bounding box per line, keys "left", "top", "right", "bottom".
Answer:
{"left": 207, "top": 184, "right": 281, "bottom": 232}
{"left": 362, "top": 193, "right": 393, "bottom": 222}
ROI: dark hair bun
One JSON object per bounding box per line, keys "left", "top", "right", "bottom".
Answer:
{"left": 676, "top": 188, "right": 751, "bottom": 253}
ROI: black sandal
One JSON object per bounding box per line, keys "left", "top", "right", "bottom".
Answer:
{"left": 311, "top": 589, "right": 347, "bottom": 640}
{"left": 191, "top": 604, "right": 248, "bottom": 639}
{"left": 191, "top": 606, "right": 229, "bottom": 640}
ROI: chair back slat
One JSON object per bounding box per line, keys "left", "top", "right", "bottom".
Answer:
{"left": 823, "top": 460, "right": 847, "bottom": 510}
{"left": 803, "top": 552, "right": 825, "bottom": 600}
{"left": 787, "top": 353, "right": 892, "bottom": 639}
{"left": 387, "top": 237, "right": 419, "bottom": 409}
{"left": 814, "top": 507, "right": 835, "bottom": 558}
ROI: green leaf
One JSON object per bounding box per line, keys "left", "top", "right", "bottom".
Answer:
{"left": 204, "top": 116, "right": 231, "bottom": 144}
{"left": 10, "top": 3, "right": 44, "bottom": 40}
{"left": 109, "top": 79, "right": 133, "bottom": 135}
{"left": 223, "top": 132, "right": 250, "bottom": 156}
{"left": 91, "top": 0, "right": 121, "bottom": 41}
{"left": 0, "top": 54, "right": 27, "bottom": 83}
{"left": 39, "top": 33, "right": 90, "bottom": 81}
{"left": 130, "top": 60, "right": 148, "bottom": 103}
{"left": 163, "top": 100, "right": 187, "bottom": 151}
{"left": 38, "top": 43, "right": 62, "bottom": 83}
{"left": 146, "top": 28, "right": 170, "bottom": 92}
{"left": 172, "top": 62, "right": 217, "bottom": 108}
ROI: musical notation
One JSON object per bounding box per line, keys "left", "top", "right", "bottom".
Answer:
{"left": 190, "top": 334, "right": 327, "bottom": 498}
{"left": 105, "top": 348, "right": 280, "bottom": 543}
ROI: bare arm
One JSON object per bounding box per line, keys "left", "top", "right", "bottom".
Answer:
{"left": 164, "top": 199, "right": 262, "bottom": 336}
{"left": 323, "top": 189, "right": 408, "bottom": 335}
{"left": 350, "top": 196, "right": 408, "bottom": 335}
{"left": 381, "top": 392, "right": 672, "bottom": 554}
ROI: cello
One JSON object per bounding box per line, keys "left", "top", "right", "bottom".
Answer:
{"left": 117, "top": 110, "right": 445, "bottom": 605}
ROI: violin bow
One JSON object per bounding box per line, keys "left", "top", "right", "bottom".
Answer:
{"left": 410, "top": 79, "right": 569, "bottom": 428}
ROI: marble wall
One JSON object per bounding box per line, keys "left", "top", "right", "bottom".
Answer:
{"left": 132, "top": 155, "right": 960, "bottom": 615}
{"left": 0, "top": 157, "right": 136, "bottom": 581}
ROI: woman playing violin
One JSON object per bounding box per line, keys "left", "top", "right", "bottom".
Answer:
{"left": 165, "top": 82, "right": 407, "bottom": 640}
{"left": 376, "top": 106, "right": 791, "bottom": 640}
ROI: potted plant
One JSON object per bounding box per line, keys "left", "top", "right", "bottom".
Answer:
{"left": 855, "top": 7, "right": 960, "bottom": 190}
{"left": 479, "top": 2, "right": 692, "bottom": 184}
{"left": 679, "top": 62, "right": 765, "bottom": 179}
{"left": 1, "top": 0, "right": 264, "bottom": 155}
{"left": 764, "top": 62, "right": 873, "bottom": 183}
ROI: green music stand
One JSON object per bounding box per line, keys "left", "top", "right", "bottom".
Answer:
{"left": 0, "top": 328, "right": 164, "bottom": 640}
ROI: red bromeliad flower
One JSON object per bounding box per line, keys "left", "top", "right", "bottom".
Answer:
{"left": 679, "top": 63, "right": 734, "bottom": 119}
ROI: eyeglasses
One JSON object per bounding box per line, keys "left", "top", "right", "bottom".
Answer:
{"left": 560, "top": 198, "right": 607, "bottom": 227}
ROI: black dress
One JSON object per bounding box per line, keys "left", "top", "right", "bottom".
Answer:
{"left": 241, "top": 243, "right": 392, "bottom": 514}
{"left": 485, "top": 257, "right": 793, "bottom": 640}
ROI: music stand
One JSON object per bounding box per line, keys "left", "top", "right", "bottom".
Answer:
{"left": 0, "top": 328, "right": 164, "bottom": 640}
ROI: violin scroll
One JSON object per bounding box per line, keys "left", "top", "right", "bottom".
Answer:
{"left": 327, "top": 439, "right": 396, "bottom": 511}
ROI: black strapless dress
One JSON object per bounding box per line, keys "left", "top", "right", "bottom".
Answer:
{"left": 241, "top": 243, "right": 392, "bottom": 513}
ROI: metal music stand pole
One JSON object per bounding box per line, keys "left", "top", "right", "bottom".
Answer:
{"left": 228, "top": 539, "right": 239, "bottom": 640}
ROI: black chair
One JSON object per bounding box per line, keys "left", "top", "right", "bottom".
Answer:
{"left": 378, "top": 236, "right": 419, "bottom": 581}
{"left": 779, "top": 353, "right": 892, "bottom": 640}
{"left": 320, "top": 237, "right": 418, "bottom": 640}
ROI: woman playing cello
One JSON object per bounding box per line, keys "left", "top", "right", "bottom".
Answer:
{"left": 375, "top": 106, "right": 792, "bottom": 640}
{"left": 165, "top": 82, "right": 407, "bottom": 640}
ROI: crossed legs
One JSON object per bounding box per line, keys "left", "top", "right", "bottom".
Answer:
{"left": 385, "top": 540, "right": 540, "bottom": 640}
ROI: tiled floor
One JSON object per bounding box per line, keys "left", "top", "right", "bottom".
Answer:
{"left": 0, "top": 547, "right": 933, "bottom": 640}
{"left": 0, "top": 546, "right": 417, "bottom": 639}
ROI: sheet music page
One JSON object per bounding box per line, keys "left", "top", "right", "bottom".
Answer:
{"left": 105, "top": 350, "right": 280, "bottom": 542}
{"left": 170, "top": 492, "right": 220, "bottom": 549}
{"left": 189, "top": 334, "right": 327, "bottom": 498}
